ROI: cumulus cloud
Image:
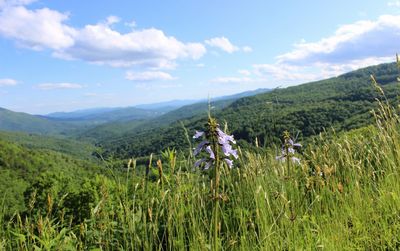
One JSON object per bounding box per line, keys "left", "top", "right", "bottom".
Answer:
{"left": 243, "top": 15, "right": 400, "bottom": 84}
{"left": 0, "top": 78, "right": 18, "bottom": 86}
{"left": 58, "top": 25, "right": 206, "bottom": 68}
{"left": 125, "top": 71, "right": 176, "bottom": 81}
{"left": 205, "top": 37, "right": 239, "bottom": 53}
{"left": 277, "top": 15, "right": 400, "bottom": 66}
{"left": 0, "top": 5, "right": 206, "bottom": 68}
{"left": 210, "top": 15, "right": 400, "bottom": 86}
{"left": 0, "top": 6, "right": 76, "bottom": 50}
{"left": 37, "top": 82, "right": 83, "bottom": 90}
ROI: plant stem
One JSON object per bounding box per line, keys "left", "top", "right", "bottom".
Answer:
{"left": 213, "top": 133, "right": 220, "bottom": 251}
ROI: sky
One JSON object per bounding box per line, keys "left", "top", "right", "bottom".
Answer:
{"left": 1, "top": 0, "right": 400, "bottom": 114}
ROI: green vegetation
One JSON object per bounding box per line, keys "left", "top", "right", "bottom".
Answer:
{"left": 0, "top": 139, "right": 104, "bottom": 213}
{"left": 0, "top": 131, "right": 98, "bottom": 160}
{"left": 78, "top": 88, "right": 270, "bottom": 143}
{"left": 1, "top": 62, "right": 400, "bottom": 249}
{"left": 93, "top": 62, "right": 400, "bottom": 159}
{"left": 1, "top": 94, "right": 400, "bottom": 249}
{"left": 0, "top": 108, "right": 82, "bottom": 136}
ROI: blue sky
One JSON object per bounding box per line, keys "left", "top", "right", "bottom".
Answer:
{"left": 0, "top": 0, "right": 400, "bottom": 114}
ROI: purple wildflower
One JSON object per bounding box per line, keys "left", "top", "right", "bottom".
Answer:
{"left": 193, "top": 124, "right": 238, "bottom": 170}
{"left": 224, "top": 158, "right": 233, "bottom": 168}
{"left": 217, "top": 128, "right": 236, "bottom": 144}
{"left": 276, "top": 132, "right": 301, "bottom": 165}
{"left": 276, "top": 155, "right": 300, "bottom": 164}
{"left": 204, "top": 161, "right": 212, "bottom": 170}
{"left": 194, "top": 158, "right": 206, "bottom": 167}
{"left": 205, "top": 145, "right": 215, "bottom": 159}
{"left": 193, "top": 140, "right": 209, "bottom": 156}
{"left": 193, "top": 130, "right": 204, "bottom": 139}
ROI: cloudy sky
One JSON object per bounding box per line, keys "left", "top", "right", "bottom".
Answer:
{"left": 1, "top": 0, "right": 400, "bottom": 114}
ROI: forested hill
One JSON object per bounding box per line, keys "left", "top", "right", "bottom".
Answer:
{"left": 96, "top": 62, "right": 400, "bottom": 158}
{"left": 78, "top": 88, "right": 271, "bottom": 142}
{"left": 0, "top": 138, "right": 103, "bottom": 213}
{"left": 0, "top": 108, "right": 81, "bottom": 135}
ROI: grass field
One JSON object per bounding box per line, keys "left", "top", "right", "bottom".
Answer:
{"left": 1, "top": 97, "right": 400, "bottom": 250}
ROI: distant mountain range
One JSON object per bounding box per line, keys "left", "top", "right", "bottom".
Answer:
{"left": 45, "top": 88, "right": 271, "bottom": 122}
{"left": 0, "top": 88, "right": 271, "bottom": 135}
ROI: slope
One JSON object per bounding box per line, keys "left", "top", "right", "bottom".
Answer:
{"left": 95, "top": 62, "right": 400, "bottom": 158}
{"left": 0, "top": 108, "right": 83, "bottom": 136}
{"left": 78, "top": 88, "right": 271, "bottom": 143}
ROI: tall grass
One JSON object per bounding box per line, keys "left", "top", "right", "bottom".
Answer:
{"left": 1, "top": 97, "right": 400, "bottom": 249}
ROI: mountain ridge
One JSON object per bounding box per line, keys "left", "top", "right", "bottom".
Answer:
{"left": 92, "top": 62, "right": 400, "bottom": 158}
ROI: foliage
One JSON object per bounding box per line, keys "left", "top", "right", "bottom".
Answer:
{"left": 94, "top": 62, "right": 400, "bottom": 158}
{"left": 0, "top": 140, "right": 104, "bottom": 213}
{"left": 0, "top": 61, "right": 400, "bottom": 249}
{"left": 0, "top": 131, "right": 98, "bottom": 160}
{"left": 0, "top": 89, "right": 400, "bottom": 249}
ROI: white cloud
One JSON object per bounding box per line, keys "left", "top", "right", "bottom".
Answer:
{"left": 205, "top": 36, "right": 239, "bottom": 53}
{"left": 37, "top": 82, "right": 83, "bottom": 90}
{"left": 251, "top": 55, "right": 394, "bottom": 83}
{"left": 316, "top": 56, "right": 394, "bottom": 78}
{"left": 0, "top": 78, "right": 18, "bottom": 86}
{"left": 57, "top": 25, "right": 206, "bottom": 68}
{"left": 240, "top": 15, "right": 400, "bottom": 84}
{"left": 277, "top": 15, "right": 400, "bottom": 66}
{"left": 0, "top": 0, "right": 37, "bottom": 9}
{"left": 0, "top": 6, "right": 76, "bottom": 50}
{"left": 125, "top": 71, "right": 176, "bottom": 81}
{"left": 253, "top": 64, "right": 318, "bottom": 81}
{"left": 105, "top": 15, "right": 120, "bottom": 26}
{"left": 388, "top": 1, "right": 400, "bottom": 7}
{"left": 211, "top": 76, "right": 253, "bottom": 84}
{"left": 242, "top": 46, "right": 253, "bottom": 53}
{"left": 0, "top": 5, "right": 206, "bottom": 68}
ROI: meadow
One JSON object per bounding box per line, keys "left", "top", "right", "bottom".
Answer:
{"left": 1, "top": 81, "right": 400, "bottom": 250}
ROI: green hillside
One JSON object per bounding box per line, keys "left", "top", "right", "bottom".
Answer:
{"left": 0, "top": 131, "right": 98, "bottom": 159}
{"left": 78, "top": 89, "right": 271, "bottom": 142}
{"left": 79, "top": 97, "right": 235, "bottom": 142}
{"left": 94, "top": 62, "right": 400, "bottom": 158}
{"left": 0, "top": 108, "right": 82, "bottom": 136}
{"left": 1, "top": 62, "right": 400, "bottom": 250}
{"left": 2, "top": 94, "right": 400, "bottom": 249}
{"left": 0, "top": 139, "right": 104, "bottom": 213}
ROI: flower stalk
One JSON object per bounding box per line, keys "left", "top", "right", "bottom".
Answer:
{"left": 276, "top": 131, "right": 301, "bottom": 177}
{"left": 193, "top": 115, "right": 238, "bottom": 251}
